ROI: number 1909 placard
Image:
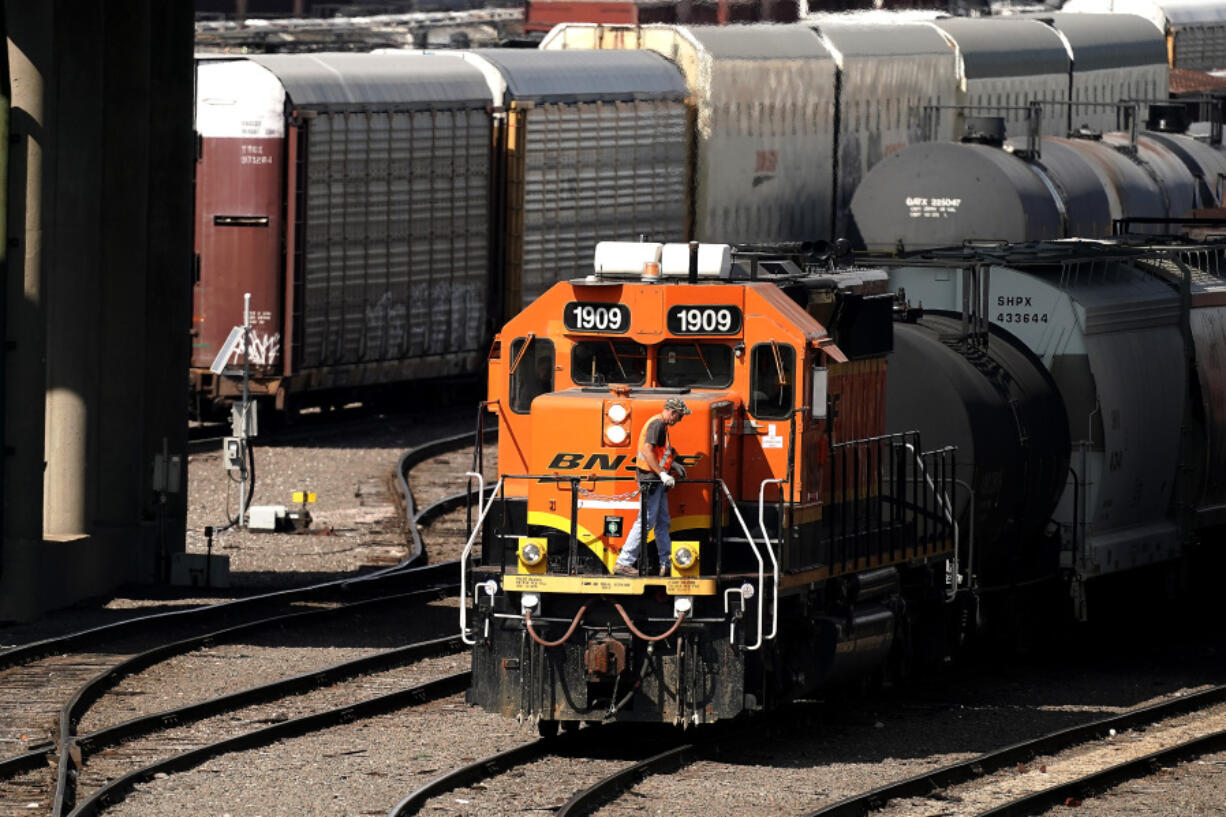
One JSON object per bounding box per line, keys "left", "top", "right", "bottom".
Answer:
{"left": 666, "top": 304, "right": 742, "bottom": 335}
{"left": 563, "top": 302, "right": 631, "bottom": 333}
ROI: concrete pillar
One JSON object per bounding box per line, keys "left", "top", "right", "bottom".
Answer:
{"left": 140, "top": 0, "right": 194, "bottom": 573}
{"left": 42, "top": 1, "right": 99, "bottom": 540}
{"left": 1, "top": 1, "right": 193, "bottom": 619}
{"left": 95, "top": 0, "right": 148, "bottom": 536}
{"left": 3, "top": 4, "right": 51, "bottom": 551}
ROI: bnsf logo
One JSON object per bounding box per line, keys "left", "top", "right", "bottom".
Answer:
{"left": 547, "top": 453, "right": 703, "bottom": 471}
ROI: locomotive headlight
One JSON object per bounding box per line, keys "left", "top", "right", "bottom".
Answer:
{"left": 605, "top": 424, "right": 628, "bottom": 445}
{"left": 517, "top": 537, "right": 548, "bottom": 574}
{"left": 607, "top": 402, "right": 629, "bottom": 423}
{"left": 669, "top": 540, "right": 700, "bottom": 578}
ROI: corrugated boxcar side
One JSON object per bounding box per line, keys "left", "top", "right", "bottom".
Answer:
{"left": 540, "top": 24, "right": 838, "bottom": 245}
{"left": 694, "top": 55, "right": 836, "bottom": 243}
{"left": 507, "top": 98, "right": 688, "bottom": 315}
{"left": 631, "top": 25, "right": 837, "bottom": 244}
{"left": 295, "top": 107, "right": 491, "bottom": 387}
{"left": 1172, "top": 23, "right": 1226, "bottom": 71}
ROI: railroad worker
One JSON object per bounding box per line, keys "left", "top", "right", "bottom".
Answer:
{"left": 614, "top": 397, "right": 691, "bottom": 576}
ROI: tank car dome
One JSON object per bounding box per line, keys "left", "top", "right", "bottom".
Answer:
{"left": 1102, "top": 132, "right": 1199, "bottom": 221}
{"left": 849, "top": 142, "right": 1062, "bottom": 252}
{"left": 1041, "top": 135, "right": 1166, "bottom": 234}
{"left": 1139, "top": 131, "right": 1226, "bottom": 210}
{"left": 1026, "top": 139, "right": 1113, "bottom": 238}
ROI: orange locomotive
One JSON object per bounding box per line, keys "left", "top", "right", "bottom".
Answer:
{"left": 462, "top": 242, "right": 964, "bottom": 732}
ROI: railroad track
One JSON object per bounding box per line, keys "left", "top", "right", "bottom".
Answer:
{"left": 383, "top": 675, "right": 1226, "bottom": 817}
{"left": 0, "top": 427, "right": 490, "bottom": 817}
{"left": 388, "top": 713, "right": 795, "bottom": 816}
{"left": 10, "top": 425, "right": 1221, "bottom": 816}
{"left": 388, "top": 725, "right": 689, "bottom": 816}
{"left": 0, "top": 574, "right": 460, "bottom": 815}
{"left": 803, "top": 682, "right": 1226, "bottom": 817}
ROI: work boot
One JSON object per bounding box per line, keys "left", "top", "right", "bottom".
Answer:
{"left": 613, "top": 563, "right": 637, "bottom": 576}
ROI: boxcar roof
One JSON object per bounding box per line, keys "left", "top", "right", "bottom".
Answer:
{"left": 681, "top": 23, "right": 831, "bottom": 59}
{"left": 932, "top": 18, "right": 1071, "bottom": 78}
{"left": 813, "top": 21, "right": 954, "bottom": 58}
{"left": 469, "top": 49, "right": 686, "bottom": 101}
{"left": 248, "top": 52, "right": 492, "bottom": 110}
{"left": 1043, "top": 13, "right": 1168, "bottom": 70}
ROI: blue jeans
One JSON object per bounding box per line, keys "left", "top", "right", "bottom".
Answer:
{"left": 616, "top": 483, "right": 670, "bottom": 567}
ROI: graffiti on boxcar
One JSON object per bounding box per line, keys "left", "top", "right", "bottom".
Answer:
{"left": 362, "top": 291, "right": 408, "bottom": 360}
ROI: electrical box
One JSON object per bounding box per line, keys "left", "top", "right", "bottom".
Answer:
{"left": 248, "top": 504, "right": 288, "bottom": 531}
{"left": 223, "top": 437, "right": 245, "bottom": 471}
{"left": 152, "top": 453, "right": 182, "bottom": 493}
{"left": 231, "top": 401, "right": 258, "bottom": 438}
{"left": 170, "top": 552, "right": 230, "bottom": 588}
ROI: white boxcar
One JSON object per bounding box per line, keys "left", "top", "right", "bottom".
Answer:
{"left": 542, "top": 23, "right": 838, "bottom": 243}
{"left": 813, "top": 21, "right": 960, "bottom": 241}
{"left": 931, "top": 17, "right": 1073, "bottom": 140}
{"left": 1042, "top": 13, "right": 1169, "bottom": 136}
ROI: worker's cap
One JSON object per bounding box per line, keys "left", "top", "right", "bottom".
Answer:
{"left": 664, "top": 397, "right": 691, "bottom": 415}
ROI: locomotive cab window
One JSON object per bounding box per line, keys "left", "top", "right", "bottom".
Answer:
{"left": 509, "top": 337, "right": 555, "bottom": 414}
{"left": 750, "top": 342, "right": 795, "bottom": 420}
{"left": 571, "top": 339, "right": 646, "bottom": 386}
{"left": 658, "top": 342, "right": 733, "bottom": 389}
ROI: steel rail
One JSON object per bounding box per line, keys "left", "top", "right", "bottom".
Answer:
{"left": 974, "top": 726, "right": 1226, "bottom": 816}
{"left": 77, "top": 634, "right": 463, "bottom": 756}
{"left": 413, "top": 485, "right": 494, "bottom": 529}
{"left": 1, "top": 635, "right": 462, "bottom": 783}
{"left": 555, "top": 741, "right": 704, "bottom": 816}
{"left": 395, "top": 427, "right": 497, "bottom": 567}
{"left": 801, "top": 681, "right": 1226, "bottom": 817}
{"left": 0, "top": 560, "right": 458, "bottom": 672}
{"left": 1, "top": 429, "right": 477, "bottom": 789}
{"left": 66, "top": 671, "right": 472, "bottom": 817}
{"left": 386, "top": 737, "right": 555, "bottom": 816}
{"left": 51, "top": 588, "right": 451, "bottom": 817}
{"left": 0, "top": 427, "right": 480, "bottom": 801}
{"left": 0, "top": 425, "right": 489, "bottom": 669}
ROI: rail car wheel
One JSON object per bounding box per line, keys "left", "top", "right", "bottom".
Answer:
{"left": 538, "top": 719, "right": 559, "bottom": 739}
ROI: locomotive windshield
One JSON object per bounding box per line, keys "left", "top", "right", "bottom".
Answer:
{"left": 750, "top": 342, "right": 795, "bottom": 419}
{"left": 571, "top": 339, "right": 647, "bottom": 385}
{"left": 657, "top": 342, "right": 734, "bottom": 389}
{"left": 509, "top": 337, "right": 555, "bottom": 413}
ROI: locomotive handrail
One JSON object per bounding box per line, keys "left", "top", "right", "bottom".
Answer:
{"left": 904, "top": 443, "right": 959, "bottom": 601}
{"left": 459, "top": 473, "right": 503, "bottom": 646}
{"left": 719, "top": 479, "right": 767, "bottom": 651}
{"left": 757, "top": 478, "right": 784, "bottom": 641}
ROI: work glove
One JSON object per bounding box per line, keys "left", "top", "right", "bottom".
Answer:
{"left": 672, "top": 462, "right": 687, "bottom": 480}
{"left": 660, "top": 472, "right": 676, "bottom": 490}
